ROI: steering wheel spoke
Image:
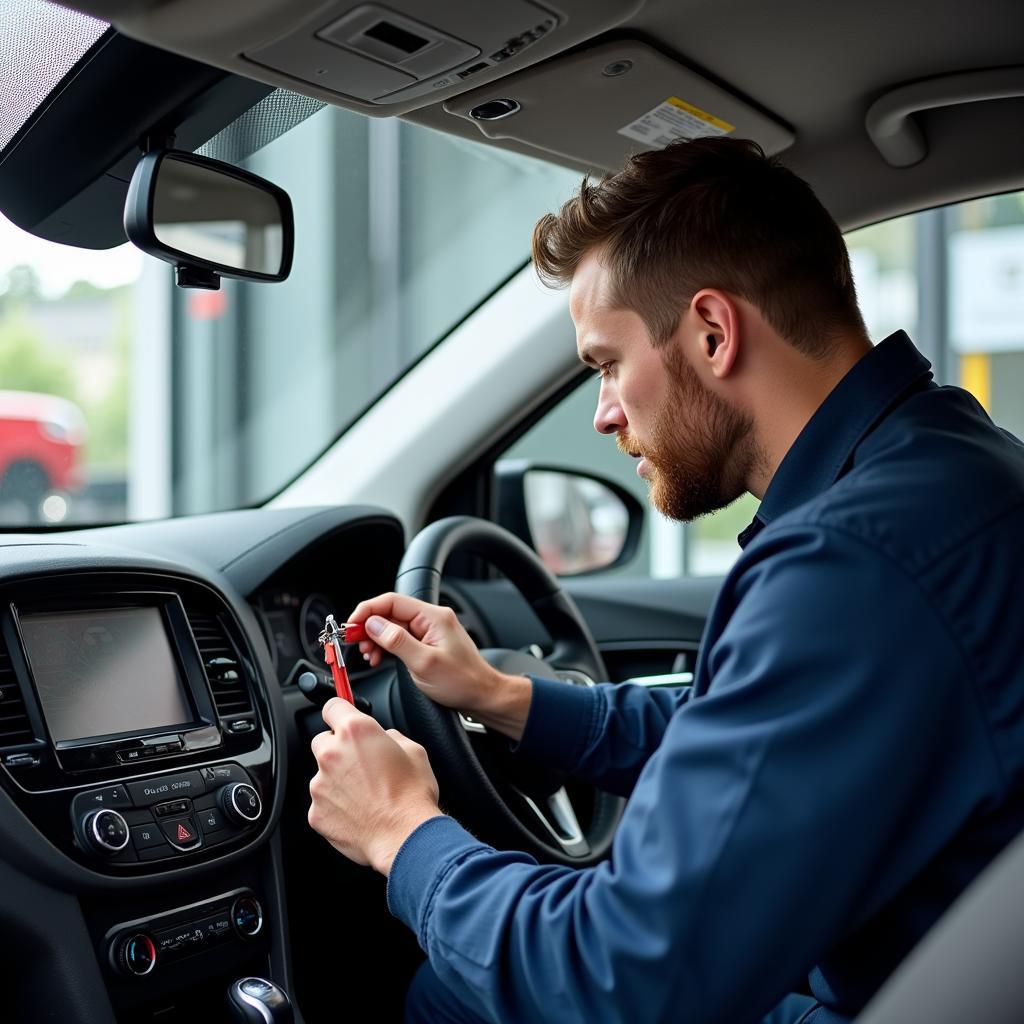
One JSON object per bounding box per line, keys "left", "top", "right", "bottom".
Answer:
{"left": 513, "top": 785, "right": 591, "bottom": 858}
{"left": 458, "top": 711, "right": 487, "bottom": 734}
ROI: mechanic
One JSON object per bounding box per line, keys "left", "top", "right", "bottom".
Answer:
{"left": 307, "top": 137, "right": 1024, "bottom": 1023}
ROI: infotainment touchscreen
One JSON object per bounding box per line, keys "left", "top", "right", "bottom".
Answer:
{"left": 20, "top": 607, "right": 194, "bottom": 744}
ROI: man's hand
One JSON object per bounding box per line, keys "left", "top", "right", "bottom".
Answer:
{"left": 347, "top": 592, "right": 534, "bottom": 741}
{"left": 348, "top": 592, "right": 507, "bottom": 713}
{"left": 308, "top": 697, "right": 442, "bottom": 876}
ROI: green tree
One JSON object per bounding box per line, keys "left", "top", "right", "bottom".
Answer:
{"left": 0, "top": 313, "right": 78, "bottom": 401}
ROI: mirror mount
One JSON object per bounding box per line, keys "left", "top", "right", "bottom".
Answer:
{"left": 175, "top": 265, "right": 221, "bottom": 291}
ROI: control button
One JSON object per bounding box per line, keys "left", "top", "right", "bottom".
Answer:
{"left": 227, "top": 718, "right": 255, "bottom": 734}
{"left": 231, "top": 896, "right": 264, "bottom": 938}
{"left": 201, "top": 763, "right": 250, "bottom": 786}
{"left": 76, "top": 785, "right": 131, "bottom": 811}
{"left": 118, "top": 932, "right": 157, "bottom": 977}
{"left": 153, "top": 799, "right": 191, "bottom": 817}
{"left": 127, "top": 771, "right": 206, "bottom": 806}
{"left": 198, "top": 910, "right": 233, "bottom": 943}
{"left": 197, "top": 806, "right": 225, "bottom": 833}
{"left": 154, "top": 931, "right": 183, "bottom": 957}
{"left": 117, "top": 748, "right": 145, "bottom": 763}
{"left": 130, "top": 822, "right": 165, "bottom": 851}
{"left": 158, "top": 815, "right": 202, "bottom": 851}
{"left": 144, "top": 733, "right": 182, "bottom": 748}
{"left": 183, "top": 725, "right": 221, "bottom": 751}
{"left": 153, "top": 923, "right": 205, "bottom": 958}
{"left": 83, "top": 809, "right": 130, "bottom": 855}
{"left": 218, "top": 782, "right": 262, "bottom": 826}
{"left": 3, "top": 752, "right": 40, "bottom": 768}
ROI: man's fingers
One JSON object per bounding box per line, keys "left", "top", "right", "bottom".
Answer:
{"left": 321, "top": 695, "right": 375, "bottom": 733}
{"left": 362, "top": 616, "right": 428, "bottom": 665}
{"left": 347, "top": 593, "right": 435, "bottom": 631}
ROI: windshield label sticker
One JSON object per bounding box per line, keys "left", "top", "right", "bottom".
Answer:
{"left": 617, "top": 97, "right": 735, "bottom": 147}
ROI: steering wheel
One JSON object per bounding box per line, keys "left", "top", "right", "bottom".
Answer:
{"left": 389, "top": 515, "right": 624, "bottom": 867}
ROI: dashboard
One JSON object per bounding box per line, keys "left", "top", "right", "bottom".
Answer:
{"left": 0, "top": 505, "right": 406, "bottom": 1024}
{"left": 255, "top": 589, "right": 337, "bottom": 679}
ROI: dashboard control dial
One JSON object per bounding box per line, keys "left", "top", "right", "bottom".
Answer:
{"left": 231, "top": 896, "right": 264, "bottom": 939}
{"left": 117, "top": 932, "right": 157, "bottom": 976}
{"left": 82, "top": 808, "right": 130, "bottom": 855}
{"left": 218, "top": 782, "right": 262, "bottom": 826}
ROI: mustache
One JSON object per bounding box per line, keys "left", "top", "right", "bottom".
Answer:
{"left": 616, "top": 432, "right": 644, "bottom": 458}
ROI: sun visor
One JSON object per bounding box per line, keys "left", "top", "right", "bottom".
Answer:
{"left": 443, "top": 41, "right": 794, "bottom": 173}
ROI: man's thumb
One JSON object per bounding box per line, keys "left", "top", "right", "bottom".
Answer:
{"left": 366, "top": 615, "right": 413, "bottom": 656}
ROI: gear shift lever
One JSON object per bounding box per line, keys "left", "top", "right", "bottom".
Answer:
{"left": 227, "top": 977, "right": 294, "bottom": 1024}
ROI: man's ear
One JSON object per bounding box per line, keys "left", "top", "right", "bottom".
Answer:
{"left": 690, "top": 289, "right": 740, "bottom": 379}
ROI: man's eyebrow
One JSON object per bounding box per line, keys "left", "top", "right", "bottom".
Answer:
{"left": 578, "top": 339, "right": 611, "bottom": 368}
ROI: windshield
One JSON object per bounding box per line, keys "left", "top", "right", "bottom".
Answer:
{"left": 0, "top": 15, "right": 578, "bottom": 524}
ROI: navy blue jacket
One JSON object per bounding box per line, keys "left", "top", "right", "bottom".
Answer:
{"left": 386, "top": 332, "right": 1024, "bottom": 1023}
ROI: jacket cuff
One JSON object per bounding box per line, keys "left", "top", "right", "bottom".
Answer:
{"left": 510, "top": 674, "right": 603, "bottom": 774}
{"left": 385, "top": 815, "right": 489, "bottom": 939}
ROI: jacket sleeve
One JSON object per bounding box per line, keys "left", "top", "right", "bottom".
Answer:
{"left": 511, "top": 674, "right": 694, "bottom": 797}
{"left": 386, "top": 525, "right": 1001, "bottom": 1024}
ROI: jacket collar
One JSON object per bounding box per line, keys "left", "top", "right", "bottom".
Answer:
{"left": 737, "top": 331, "right": 933, "bottom": 549}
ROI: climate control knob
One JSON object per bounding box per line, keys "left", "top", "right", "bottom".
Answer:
{"left": 117, "top": 932, "right": 157, "bottom": 977}
{"left": 82, "top": 808, "right": 130, "bottom": 855}
{"left": 218, "top": 782, "right": 262, "bottom": 826}
{"left": 231, "top": 895, "right": 264, "bottom": 939}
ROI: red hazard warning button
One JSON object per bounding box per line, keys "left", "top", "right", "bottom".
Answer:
{"left": 159, "top": 815, "right": 202, "bottom": 850}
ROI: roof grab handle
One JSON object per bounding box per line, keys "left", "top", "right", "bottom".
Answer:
{"left": 866, "top": 66, "right": 1024, "bottom": 168}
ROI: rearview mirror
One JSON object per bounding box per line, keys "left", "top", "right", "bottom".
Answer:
{"left": 494, "top": 461, "right": 644, "bottom": 576}
{"left": 124, "top": 149, "right": 294, "bottom": 289}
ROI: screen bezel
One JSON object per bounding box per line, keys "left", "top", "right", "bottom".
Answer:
{"left": 12, "top": 591, "right": 218, "bottom": 750}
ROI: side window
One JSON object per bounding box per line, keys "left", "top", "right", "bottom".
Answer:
{"left": 506, "top": 189, "right": 1024, "bottom": 579}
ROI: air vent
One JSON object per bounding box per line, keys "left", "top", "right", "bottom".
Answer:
{"left": 0, "top": 645, "right": 34, "bottom": 748}
{"left": 186, "top": 608, "right": 254, "bottom": 720}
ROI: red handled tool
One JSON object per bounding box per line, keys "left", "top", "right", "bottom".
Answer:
{"left": 317, "top": 615, "right": 367, "bottom": 704}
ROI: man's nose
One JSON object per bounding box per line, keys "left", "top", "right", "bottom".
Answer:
{"left": 594, "top": 389, "right": 626, "bottom": 435}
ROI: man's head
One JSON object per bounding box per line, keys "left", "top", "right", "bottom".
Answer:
{"left": 532, "top": 137, "right": 868, "bottom": 520}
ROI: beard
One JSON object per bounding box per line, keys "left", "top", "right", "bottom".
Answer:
{"left": 618, "top": 348, "right": 760, "bottom": 522}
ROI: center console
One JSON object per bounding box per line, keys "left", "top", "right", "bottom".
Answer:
{"left": 0, "top": 570, "right": 287, "bottom": 1022}
{"left": 0, "top": 573, "right": 275, "bottom": 874}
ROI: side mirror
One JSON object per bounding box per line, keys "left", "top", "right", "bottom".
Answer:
{"left": 494, "top": 460, "right": 644, "bottom": 576}
{"left": 124, "top": 149, "right": 294, "bottom": 289}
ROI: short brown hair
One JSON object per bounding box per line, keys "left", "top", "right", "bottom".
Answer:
{"left": 532, "top": 137, "right": 865, "bottom": 357}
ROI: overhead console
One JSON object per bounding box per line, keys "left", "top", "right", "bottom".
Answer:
{"left": 0, "top": 572, "right": 274, "bottom": 874}
{"left": 440, "top": 39, "right": 795, "bottom": 171}
{"left": 71, "top": 0, "right": 645, "bottom": 114}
